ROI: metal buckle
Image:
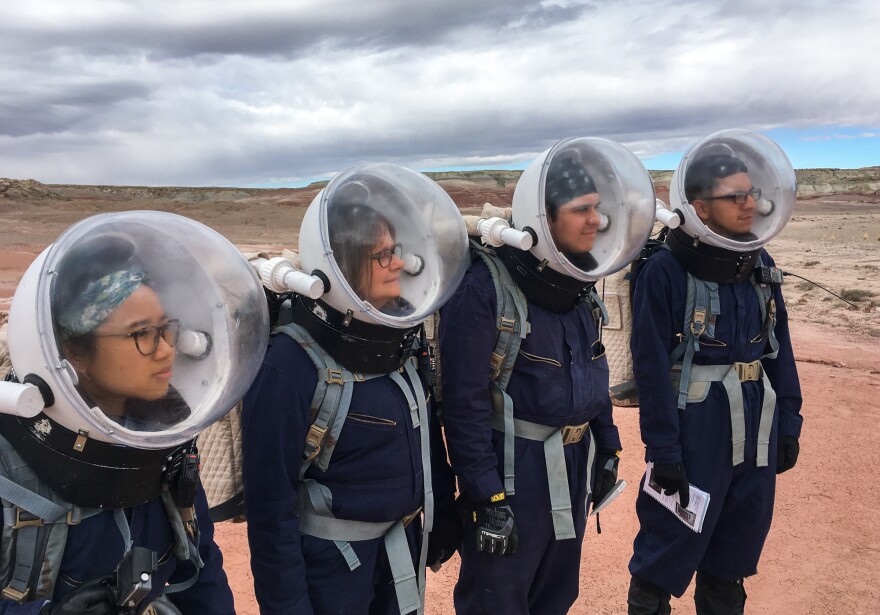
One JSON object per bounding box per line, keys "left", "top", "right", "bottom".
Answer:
{"left": 734, "top": 361, "right": 762, "bottom": 382}
{"left": 402, "top": 507, "right": 422, "bottom": 527}
{"left": 1, "top": 585, "right": 29, "bottom": 602}
{"left": 690, "top": 310, "right": 707, "bottom": 336}
{"left": 326, "top": 369, "right": 345, "bottom": 385}
{"left": 499, "top": 317, "right": 516, "bottom": 332}
{"left": 561, "top": 422, "right": 589, "bottom": 445}
{"left": 11, "top": 508, "right": 43, "bottom": 530}
{"left": 302, "top": 424, "right": 327, "bottom": 461}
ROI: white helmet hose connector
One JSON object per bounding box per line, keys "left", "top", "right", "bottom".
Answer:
{"left": 511, "top": 137, "right": 657, "bottom": 282}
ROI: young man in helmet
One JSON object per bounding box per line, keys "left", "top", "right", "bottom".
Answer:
{"left": 439, "top": 138, "right": 657, "bottom": 614}
{"left": 627, "top": 141, "right": 803, "bottom": 615}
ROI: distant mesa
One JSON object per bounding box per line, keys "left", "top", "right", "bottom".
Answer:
{"left": 1, "top": 166, "right": 878, "bottom": 205}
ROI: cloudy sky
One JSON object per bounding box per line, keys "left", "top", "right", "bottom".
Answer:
{"left": 2, "top": 0, "right": 878, "bottom": 187}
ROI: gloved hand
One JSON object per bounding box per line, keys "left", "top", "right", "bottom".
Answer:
{"left": 426, "top": 501, "right": 463, "bottom": 569}
{"left": 651, "top": 462, "right": 690, "bottom": 508}
{"left": 40, "top": 577, "right": 118, "bottom": 615}
{"left": 473, "top": 493, "right": 518, "bottom": 556}
{"left": 592, "top": 448, "right": 621, "bottom": 510}
{"left": 776, "top": 435, "right": 800, "bottom": 474}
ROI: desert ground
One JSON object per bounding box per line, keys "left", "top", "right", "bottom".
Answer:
{"left": 1, "top": 177, "right": 878, "bottom": 613}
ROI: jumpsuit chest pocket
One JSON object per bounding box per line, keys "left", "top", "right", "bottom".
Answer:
{"left": 518, "top": 349, "right": 562, "bottom": 367}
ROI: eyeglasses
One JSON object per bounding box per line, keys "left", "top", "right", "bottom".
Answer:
{"left": 701, "top": 187, "right": 762, "bottom": 205}
{"left": 370, "top": 243, "right": 402, "bottom": 268}
{"left": 94, "top": 319, "right": 181, "bottom": 356}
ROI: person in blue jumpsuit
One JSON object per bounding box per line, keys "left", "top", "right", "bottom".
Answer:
{"left": 440, "top": 138, "right": 657, "bottom": 614}
{"left": 0, "top": 213, "right": 269, "bottom": 614}
{"left": 627, "top": 143, "right": 803, "bottom": 614}
{"left": 242, "top": 164, "right": 468, "bottom": 614}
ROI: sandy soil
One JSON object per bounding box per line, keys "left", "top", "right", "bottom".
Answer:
{"left": 1, "top": 192, "right": 878, "bottom": 613}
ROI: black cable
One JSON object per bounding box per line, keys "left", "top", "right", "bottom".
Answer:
{"left": 782, "top": 271, "right": 860, "bottom": 309}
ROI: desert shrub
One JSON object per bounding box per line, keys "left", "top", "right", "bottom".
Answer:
{"left": 796, "top": 282, "right": 814, "bottom": 291}
{"left": 840, "top": 289, "right": 878, "bottom": 302}
{"left": 802, "top": 260, "right": 820, "bottom": 267}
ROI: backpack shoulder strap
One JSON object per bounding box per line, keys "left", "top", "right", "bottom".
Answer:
{"left": 469, "top": 240, "right": 530, "bottom": 496}
{"left": 750, "top": 253, "right": 780, "bottom": 359}
{"left": 0, "top": 435, "right": 100, "bottom": 603}
{"left": 670, "top": 273, "right": 721, "bottom": 410}
{"left": 274, "top": 323, "right": 382, "bottom": 478}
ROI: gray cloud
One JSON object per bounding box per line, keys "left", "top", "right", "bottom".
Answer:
{"left": 1, "top": 0, "right": 878, "bottom": 185}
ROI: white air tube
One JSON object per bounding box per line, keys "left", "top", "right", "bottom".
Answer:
{"left": 655, "top": 199, "right": 683, "bottom": 229}
{"left": 756, "top": 198, "right": 775, "bottom": 216}
{"left": 477, "top": 217, "right": 534, "bottom": 250}
{"left": 254, "top": 256, "right": 325, "bottom": 299}
{"left": 177, "top": 330, "right": 212, "bottom": 359}
{"left": 0, "top": 382, "right": 45, "bottom": 418}
{"left": 402, "top": 253, "right": 425, "bottom": 275}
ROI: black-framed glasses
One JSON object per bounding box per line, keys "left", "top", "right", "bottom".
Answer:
{"left": 370, "top": 243, "right": 402, "bottom": 268}
{"left": 94, "top": 319, "right": 181, "bottom": 356}
{"left": 701, "top": 187, "right": 762, "bottom": 205}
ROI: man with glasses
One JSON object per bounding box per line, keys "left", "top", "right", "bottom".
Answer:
{"left": 627, "top": 151, "right": 803, "bottom": 614}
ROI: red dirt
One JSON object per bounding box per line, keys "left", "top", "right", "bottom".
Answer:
{"left": 2, "top": 192, "right": 878, "bottom": 613}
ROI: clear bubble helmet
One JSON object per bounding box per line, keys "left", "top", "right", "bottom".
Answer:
{"left": 298, "top": 163, "right": 469, "bottom": 328}
{"left": 511, "top": 137, "right": 657, "bottom": 282}
{"left": 2, "top": 211, "right": 268, "bottom": 507}
{"left": 669, "top": 129, "right": 797, "bottom": 251}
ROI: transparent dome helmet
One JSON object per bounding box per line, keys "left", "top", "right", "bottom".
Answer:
{"left": 669, "top": 129, "right": 796, "bottom": 251}
{"left": 5, "top": 211, "right": 269, "bottom": 449}
{"left": 298, "top": 163, "right": 470, "bottom": 328}
{"left": 511, "top": 137, "right": 657, "bottom": 282}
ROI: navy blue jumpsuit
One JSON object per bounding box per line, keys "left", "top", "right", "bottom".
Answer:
{"left": 0, "top": 483, "right": 234, "bottom": 615}
{"left": 242, "top": 333, "right": 452, "bottom": 614}
{"left": 439, "top": 259, "right": 621, "bottom": 614}
{"left": 628, "top": 249, "right": 803, "bottom": 597}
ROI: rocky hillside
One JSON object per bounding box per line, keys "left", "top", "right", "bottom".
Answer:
{"left": 1, "top": 166, "right": 878, "bottom": 207}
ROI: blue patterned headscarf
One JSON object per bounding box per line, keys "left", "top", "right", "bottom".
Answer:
{"left": 57, "top": 269, "right": 150, "bottom": 338}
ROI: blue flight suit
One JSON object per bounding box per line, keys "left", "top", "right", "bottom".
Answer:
{"left": 242, "top": 333, "right": 453, "bottom": 615}
{"left": 628, "top": 248, "right": 803, "bottom": 597}
{"left": 439, "top": 259, "right": 621, "bottom": 615}
{"left": 0, "top": 482, "right": 234, "bottom": 615}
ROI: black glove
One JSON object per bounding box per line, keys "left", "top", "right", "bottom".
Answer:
{"left": 474, "top": 493, "right": 518, "bottom": 556}
{"left": 592, "top": 449, "right": 621, "bottom": 510}
{"left": 651, "top": 462, "right": 690, "bottom": 508}
{"left": 776, "top": 435, "right": 800, "bottom": 474}
{"left": 41, "top": 577, "right": 118, "bottom": 615}
{"left": 426, "top": 501, "right": 463, "bottom": 568}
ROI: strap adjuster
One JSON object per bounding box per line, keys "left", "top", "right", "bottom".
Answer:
{"left": 690, "top": 309, "right": 707, "bottom": 336}
{"left": 733, "top": 361, "right": 762, "bottom": 382}
{"left": 561, "top": 422, "right": 589, "bottom": 445}
{"left": 11, "top": 507, "right": 43, "bottom": 530}
{"left": 499, "top": 317, "right": 516, "bottom": 332}
{"left": 401, "top": 507, "right": 422, "bottom": 527}
{"left": 1, "top": 585, "right": 29, "bottom": 602}
{"left": 302, "top": 424, "right": 327, "bottom": 461}
{"left": 326, "top": 369, "right": 345, "bottom": 385}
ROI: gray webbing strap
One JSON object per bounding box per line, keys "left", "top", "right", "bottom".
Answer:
{"left": 385, "top": 521, "right": 421, "bottom": 615}
{"left": 297, "top": 361, "right": 430, "bottom": 613}
{"left": 159, "top": 490, "right": 204, "bottom": 595}
{"left": 488, "top": 411, "right": 588, "bottom": 541}
{"left": 756, "top": 371, "right": 777, "bottom": 467}
{"left": 276, "top": 323, "right": 382, "bottom": 477}
{"left": 471, "top": 241, "right": 529, "bottom": 498}
{"left": 0, "top": 474, "right": 68, "bottom": 523}
{"left": 686, "top": 364, "right": 777, "bottom": 467}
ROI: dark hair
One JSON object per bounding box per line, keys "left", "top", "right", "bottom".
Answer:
{"left": 52, "top": 235, "right": 145, "bottom": 358}
{"left": 545, "top": 157, "right": 597, "bottom": 220}
{"left": 684, "top": 154, "right": 749, "bottom": 203}
{"left": 328, "top": 204, "right": 395, "bottom": 299}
